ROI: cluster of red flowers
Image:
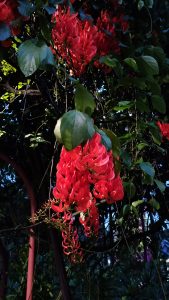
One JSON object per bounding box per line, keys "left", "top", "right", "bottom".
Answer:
{"left": 157, "top": 121, "right": 169, "bottom": 141}
{"left": 0, "top": 0, "right": 18, "bottom": 24}
{"left": 0, "top": 0, "right": 21, "bottom": 47}
{"left": 51, "top": 133, "right": 124, "bottom": 261}
{"left": 51, "top": 6, "right": 128, "bottom": 75}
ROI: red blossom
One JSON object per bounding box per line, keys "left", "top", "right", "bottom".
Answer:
{"left": 52, "top": 8, "right": 97, "bottom": 75}
{"left": 0, "top": 0, "right": 17, "bottom": 23}
{"left": 51, "top": 7, "right": 128, "bottom": 75}
{"left": 79, "top": 200, "right": 99, "bottom": 237}
{"left": 51, "top": 132, "right": 124, "bottom": 250}
{"left": 0, "top": 0, "right": 23, "bottom": 46}
{"left": 157, "top": 121, "right": 169, "bottom": 140}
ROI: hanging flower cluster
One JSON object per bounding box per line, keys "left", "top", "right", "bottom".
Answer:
{"left": 157, "top": 121, "right": 169, "bottom": 141}
{"left": 0, "top": 0, "right": 18, "bottom": 24}
{"left": 0, "top": 0, "right": 21, "bottom": 47}
{"left": 51, "top": 7, "right": 128, "bottom": 75}
{"left": 51, "top": 133, "right": 124, "bottom": 261}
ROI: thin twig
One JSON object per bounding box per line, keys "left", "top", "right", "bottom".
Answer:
{"left": 0, "top": 82, "right": 41, "bottom": 96}
{"left": 0, "top": 221, "right": 43, "bottom": 235}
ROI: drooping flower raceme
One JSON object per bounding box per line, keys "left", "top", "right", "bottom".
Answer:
{"left": 0, "top": 0, "right": 23, "bottom": 47}
{"left": 51, "top": 7, "right": 128, "bottom": 75}
{"left": 52, "top": 7, "right": 98, "bottom": 76}
{"left": 51, "top": 133, "right": 124, "bottom": 261}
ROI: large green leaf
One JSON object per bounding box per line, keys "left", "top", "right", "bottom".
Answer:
{"left": 140, "top": 162, "right": 155, "bottom": 177}
{"left": 60, "top": 110, "right": 95, "bottom": 150}
{"left": 74, "top": 84, "right": 96, "bottom": 116}
{"left": 152, "top": 95, "right": 166, "bottom": 114}
{"left": 137, "top": 55, "right": 159, "bottom": 76}
{"left": 17, "top": 39, "right": 55, "bottom": 77}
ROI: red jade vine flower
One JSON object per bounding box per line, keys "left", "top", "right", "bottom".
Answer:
{"left": 52, "top": 7, "right": 97, "bottom": 76}
{"left": 0, "top": 0, "right": 23, "bottom": 46}
{"left": 51, "top": 133, "right": 124, "bottom": 262}
{"left": 51, "top": 7, "right": 128, "bottom": 75}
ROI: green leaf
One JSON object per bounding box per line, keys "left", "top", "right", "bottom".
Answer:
{"left": 100, "top": 56, "right": 122, "bottom": 76}
{"left": 152, "top": 95, "right": 166, "bottom": 114}
{"left": 74, "top": 84, "right": 96, "bottom": 116}
{"left": 132, "top": 200, "right": 144, "bottom": 207}
{"left": 147, "top": 79, "right": 161, "bottom": 95}
{"left": 60, "top": 110, "right": 95, "bottom": 150}
{"left": 138, "top": 0, "right": 144, "bottom": 10}
{"left": 137, "top": 55, "right": 159, "bottom": 75}
{"left": 0, "top": 130, "right": 6, "bottom": 138}
{"left": 18, "top": 0, "right": 35, "bottom": 16}
{"left": 100, "top": 56, "right": 119, "bottom": 68}
{"left": 154, "top": 179, "right": 166, "bottom": 193}
{"left": 123, "top": 204, "right": 131, "bottom": 216}
{"left": 124, "top": 58, "right": 139, "bottom": 72}
{"left": 0, "top": 23, "right": 11, "bottom": 41}
{"left": 149, "top": 198, "right": 160, "bottom": 210}
{"left": 140, "top": 162, "right": 155, "bottom": 177}
{"left": 124, "top": 182, "right": 136, "bottom": 200}
{"left": 145, "top": 0, "right": 154, "bottom": 8}
{"left": 149, "top": 123, "right": 162, "bottom": 145}
{"left": 137, "top": 142, "right": 149, "bottom": 151}
{"left": 96, "top": 129, "right": 112, "bottom": 151}
{"left": 103, "top": 129, "right": 121, "bottom": 157}
{"left": 17, "top": 39, "right": 55, "bottom": 77}
{"left": 113, "top": 100, "right": 134, "bottom": 111}
{"left": 121, "top": 150, "right": 132, "bottom": 167}
{"left": 119, "top": 132, "right": 136, "bottom": 143}
{"left": 136, "top": 97, "right": 150, "bottom": 113}
{"left": 143, "top": 173, "right": 154, "bottom": 185}
{"left": 144, "top": 46, "right": 165, "bottom": 65}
